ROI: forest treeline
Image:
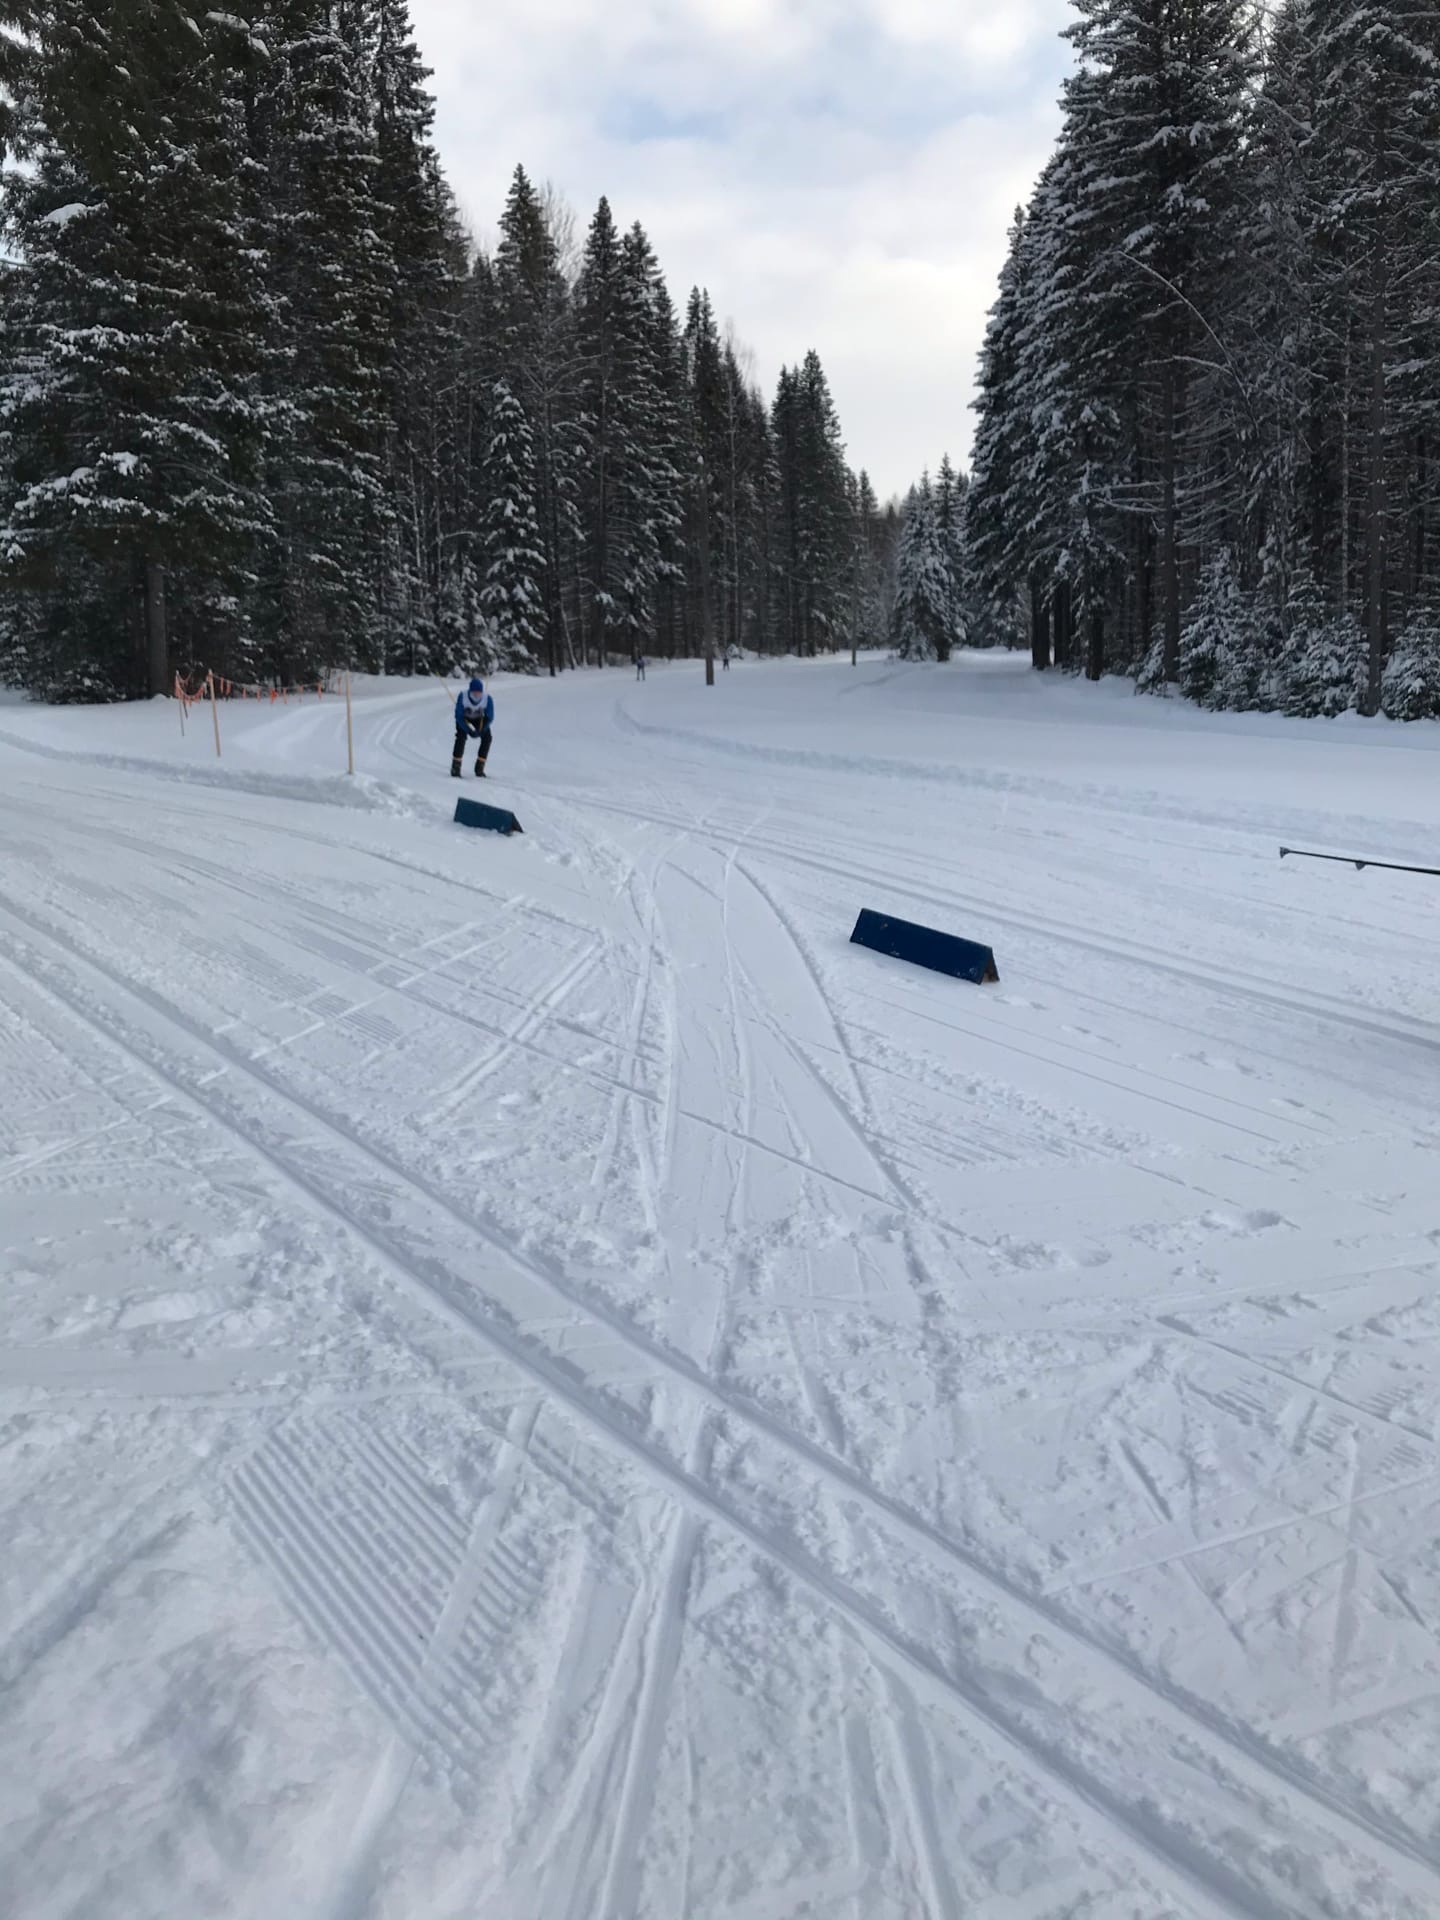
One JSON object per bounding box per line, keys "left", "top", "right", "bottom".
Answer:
{"left": 958, "top": 0, "right": 1440, "bottom": 719}
{"left": 0, "top": 0, "right": 905, "bottom": 698}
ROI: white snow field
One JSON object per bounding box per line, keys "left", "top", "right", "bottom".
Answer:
{"left": 2, "top": 655, "right": 1440, "bottom": 1920}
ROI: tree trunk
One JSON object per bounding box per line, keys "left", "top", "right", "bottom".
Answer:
{"left": 698, "top": 469, "right": 715, "bottom": 687}
{"left": 591, "top": 420, "right": 608, "bottom": 667}
{"left": 145, "top": 557, "right": 168, "bottom": 698}
{"left": 1410, "top": 430, "right": 1425, "bottom": 607}
{"left": 1362, "top": 303, "right": 1387, "bottom": 713}
{"left": 1053, "top": 578, "right": 1072, "bottom": 670}
{"left": 850, "top": 537, "right": 859, "bottom": 666}
{"left": 1086, "top": 606, "right": 1104, "bottom": 682}
{"left": 1362, "top": 138, "right": 1389, "bottom": 717}
{"left": 1159, "top": 354, "right": 1181, "bottom": 683}
{"left": 1338, "top": 326, "right": 1352, "bottom": 611}
{"left": 1029, "top": 573, "right": 1050, "bottom": 670}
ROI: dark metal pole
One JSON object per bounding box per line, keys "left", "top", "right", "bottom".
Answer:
{"left": 1280, "top": 847, "right": 1440, "bottom": 877}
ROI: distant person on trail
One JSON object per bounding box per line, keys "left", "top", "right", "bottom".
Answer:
{"left": 635, "top": 654, "right": 646, "bottom": 681}
{"left": 722, "top": 646, "right": 731, "bottom": 670}
{"left": 452, "top": 676, "right": 494, "bottom": 778}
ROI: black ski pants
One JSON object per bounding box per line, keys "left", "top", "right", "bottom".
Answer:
{"left": 453, "top": 722, "right": 492, "bottom": 768}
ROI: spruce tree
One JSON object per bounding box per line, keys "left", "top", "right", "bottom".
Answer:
{"left": 1381, "top": 610, "right": 1440, "bottom": 722}
{"left": 478, "top": 380, "right": 546, "bottom": 668}
{"left": 0, "top": 0, "right": 270, "bottom": 697}
{"left": 890, "top": 478, "right": 951, "bottom": 661}
{"left": 934, "top": 454, "right": 969, "bottom": 649}
{"left": 369, "top": 0, "right": 469, "bottom": 672}
{"left": 770, "top": 348, "right": 850, "bottom": 655}
{"left": 493, "top": 164, "right": 582, "bottom": 675}
{"left": 256, "top": 0, "right": 393, "bottom": 675}
{"left": 1307, "top": 0, "right": 1440, "bottom": 711}
{"left": 1278, "top": 566, "right": 1361, "bottom": 716}
{"left": 684, "top": 288, "right": 729, "bottom": 662}
{"left": 852, "top": 469, "right": 885, "bottom": 653}
{"left": 967, "top": 208, "right": 1036, "bottom": 658}
{"left": 648, "top": 277, "right": 691, "bottom": 659}
{"left": 1180, "top": 550, "right": 1260, "bottom": 709}
{"left": 575, "top": 196, "right": 624, "bottom": 661}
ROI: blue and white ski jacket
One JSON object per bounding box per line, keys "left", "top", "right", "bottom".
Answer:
{"left": 455, "top": 688, "right": 494, "bottom": 730}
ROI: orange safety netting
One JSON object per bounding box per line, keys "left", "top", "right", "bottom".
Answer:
{"left": 174, "top": 670, "right": 331, "bottom": 705}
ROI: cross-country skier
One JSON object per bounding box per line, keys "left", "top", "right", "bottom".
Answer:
{"left": 452, "top": 676, "right": 494, "bottom": 778}
{"left": 635, "top": 654, "right": 646, "bottom": 681}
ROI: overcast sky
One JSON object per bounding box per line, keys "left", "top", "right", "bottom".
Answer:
{"left": 411, "top": 0, "right": 1072, "bottom": 502}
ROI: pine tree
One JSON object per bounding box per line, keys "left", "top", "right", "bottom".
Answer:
{"left": 648, "top": 277, "right": 691, "bottom": 659}
{"left": 890, "top": 477, "right": 951, "bottom": 661}
{"left": 1381, "top": 610, "right": 1440, "bottom": 721}
{"left": 768, "top": 349, "right": 850, "bottom": 655}
{"left": 1278, "top": 566, "right": 1361, "bottom": 716}
{"left": 493, "top": 164, "right": 582, "bottom": 675}
{"left": 575, "top": 216, "right": 677, "bottom": 658}
{"left": 1306, "top": 0, "right": 1440, "bottom": 711}
{"left": 1017, "top": 127, "right": 1128, "bottom": 680}
{"left": 683, "top": 288, "right": 728, "bottom": 664}
{"left": 1180, "top": 550, "right": 1259, "bottom": 709}
{"left": 1072, "top": 0, "right": 1254, "bottom": 680}
{"left": 256, "top": 0, "right": 393, "bottom": 675}
{"left": 934, "top": 454, "right": 969, "bottom": 649}
{"left": 368, "top": 0, "right": 470, "bottom": 673}
{"left": 967, "top": 209, "right": 1035, "bottom": 658}
{"left": 612, "top": 222, "right": 677, "bottom": 644}
{"left": 478, "top": 380, "right": 545, "bottom": 668}
{"left": 852, "top": 469, "right": 885, "bottom": 652}
{"left": 0, "top": 0, "right": 271, "bottom": 697}
{"left": 574, "top": 196, "right": 623, "bottom": 661}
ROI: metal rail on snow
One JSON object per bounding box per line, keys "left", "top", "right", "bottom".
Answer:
{"left": 1279, "top": 846, "right": 1440, "bottom": 877}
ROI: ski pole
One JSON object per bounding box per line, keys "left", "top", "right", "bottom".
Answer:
{"left": 1279, "top": 846, "right": 1440, "bottom": 877}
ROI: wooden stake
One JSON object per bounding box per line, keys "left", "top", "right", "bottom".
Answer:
{"left": 345, "top": 670, "right": 355, "bottom": 775}
{"left": 208, "top": 671, "right": 221, "bottom": 758}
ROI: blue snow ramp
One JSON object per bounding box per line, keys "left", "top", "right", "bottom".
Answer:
{"left": 850, "top": 908, "right": 998, "bottom": 985}
{"left": 454, "top": 797, "right": 523, "bottom": 836}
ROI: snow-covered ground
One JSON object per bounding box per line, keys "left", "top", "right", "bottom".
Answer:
{"left": 3, "top": 654, "right": 1440, "bottom": 1920}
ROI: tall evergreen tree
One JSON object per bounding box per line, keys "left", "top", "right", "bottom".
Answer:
{"left": 934, "top": 453, "right": 969, "bottom": 648}
{"left": 368, "top": 0, "right": 469, "bottom": 672}
{"left": 477, "top": 379, "right": 545, "bottom": 667}
{"left": 493, "top": 164, "right": 582, "bottom": 675}
{"left": 576, "top": 214, "right": 675, "bottom": 658}
{"left": 770, "top": 349, "right": 850, "bottom": 654}
{"left": 256, "top": 0, "right": 393, "bottom": 675}
{"left": 890, "top": 476, "right": 952, "bottom": 661}
{"left": 967, "top": 208, "right": 1036, "bottom": 658}
{"left": 0, "top": 0, "right": 271, "bottom": 696}
{"left": 574, "top": 196, "right": 624, "bottom": 661}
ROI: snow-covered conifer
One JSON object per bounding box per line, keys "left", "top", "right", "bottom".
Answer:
{"left": 478, "top": 380, "right": 546, "bottom": 668}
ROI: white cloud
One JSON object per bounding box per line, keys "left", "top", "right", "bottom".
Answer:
{"left": 411, "top": 0, "right": 1070, "bottom": 498}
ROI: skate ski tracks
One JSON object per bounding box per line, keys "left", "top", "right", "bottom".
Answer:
{"left": 5, "top": 668, "right": 1440, "bottom": 1919}
{"left": 2, "top": 860, "right": 1438, "bottom": 1920}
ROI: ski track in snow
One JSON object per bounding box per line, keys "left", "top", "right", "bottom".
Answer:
{"left": 3, "top": 657, "right": 1440, "bottom": 1918}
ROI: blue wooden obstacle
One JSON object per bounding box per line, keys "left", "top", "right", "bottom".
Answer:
{"left": 454, "top": 796, "right": 523, "bottom": 836}
{"left": 850, "top": 908, "right": 998, "bottom": 985}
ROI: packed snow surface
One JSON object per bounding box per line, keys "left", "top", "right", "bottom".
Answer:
{"left": 3, "top": 654, "right": 1440, "bottom": 1920}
